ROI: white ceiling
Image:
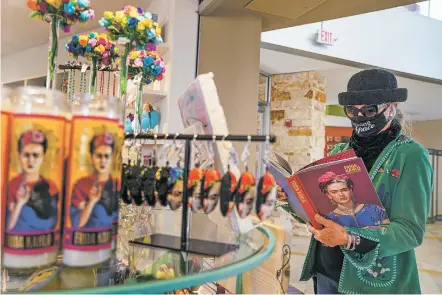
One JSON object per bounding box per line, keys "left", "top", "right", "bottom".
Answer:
{"left": 1, "top": 0, "right": 152, "bottom": 56}
{"left": 260, "top": 48, "right": 442, "bottom": 122}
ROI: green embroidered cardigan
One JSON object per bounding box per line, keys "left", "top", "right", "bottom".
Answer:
{"left": 299, "top": 134, "right": 433, "bottom": 294}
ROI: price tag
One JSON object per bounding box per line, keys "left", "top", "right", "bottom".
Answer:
{"left": 81, "top": 63, "right": 89, "bottom": 73}
{"left": 117, "top": 37, "right": 130, "bottom": 44}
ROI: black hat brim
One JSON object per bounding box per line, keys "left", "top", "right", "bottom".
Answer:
{"left": 338, "top": 88, "right": 407, "bottom": 106}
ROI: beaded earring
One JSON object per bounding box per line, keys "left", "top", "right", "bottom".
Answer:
{"left": 256, "top": 136, "right": 277, "bottom": 221}
{"left": 107, "top": 71, "right": 111, "bottom": 96}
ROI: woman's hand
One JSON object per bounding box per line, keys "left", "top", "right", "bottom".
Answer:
{"left": 89, "top": 184, "right": 102, "bottom": 205}
{"left": 16, "top": 183, "right": 31, "bottom": 205}
{"left": 308, "top": 214, "right": 348, "bottom": 247}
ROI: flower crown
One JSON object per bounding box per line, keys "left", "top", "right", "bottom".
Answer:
{"left": 260, "top": 171, "right": 276, "bottom": 195}
{"left": 92, "top": 133, "right": 114, "bottom": 149}
{"left": 21, "top": 130, "right": 46, "bottom": 146}
{"left": 318, "top": 171, "right": 349, "bottom": 184}
{"left": 238, "top": 171, "right": 256, "bottom": 194}
{"left": 204, "top": 169, "right": 221, "bottom": 189}
{"left": 27, "top": 0, "right": 95, "bottom": 33}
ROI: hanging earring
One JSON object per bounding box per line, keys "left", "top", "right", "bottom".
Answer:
{"left": 201, "top": 135, "right": 221, "bottom": 214}
{"left": 236, "top": 136, "right": 256, "bottom": 219}
{"left": 142, "top": 135, "right": 158, "bottom": 206}
{"left": 188, "top": 134, "right": 204, "bottom": 213}
{"left": 256, "top": 136, "right": 277, "bottom": 221}
{"left": 219, "top": 135, "right": 238, "bottom": 217}
{"left": 132, "top": 141, "right": 145, "bottom": 206}
{"left": 67, "top": 65, "right": 75, "bottom": 100}
{"left": 121, "top": 140, "right": 133, "bottom": 204}
{"left": 156, "top": 134, "right": 171, "bottom": 207}
{"left": 167, "top": 134, "right": 184, "bottom": 211}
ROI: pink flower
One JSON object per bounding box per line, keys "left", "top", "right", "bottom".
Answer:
{"left": 89, "top": 38, "right": 97, "bottom": 47}
{"left": 103, "top": 51, "right": 110, "bottom": 58}
{"left": 63, "top": 25, "right": 72, "bottom": 33}
{"left": 103, "top": 133, "right": 113, "bottom": 145}
{"left": 391, "top": 169, "right": 400, "bottom": 178}
{"left": 38, "top": 1, "right": 48, "bottom": 11}
{"left": 133, "top": 58, "right": 143, "bottom": 67}
{"left": 98, "top": 38, "right": 107, "bottom": 45}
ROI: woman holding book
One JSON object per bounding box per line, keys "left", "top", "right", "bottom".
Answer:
{"left": 280, "top": 69, "right": 433, "bottom": 294}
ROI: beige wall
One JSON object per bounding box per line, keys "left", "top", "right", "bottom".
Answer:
{"left": 412, "top": 120, "right": 442, "bottom": 149}
{"left": 412, "top": 120, "right": 442, "bottom": 220}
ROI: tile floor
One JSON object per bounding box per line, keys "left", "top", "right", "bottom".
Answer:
{"left": 288, "top": 222, "right": 442, "bottom": 294}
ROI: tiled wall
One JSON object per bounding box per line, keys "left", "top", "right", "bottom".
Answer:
{"left": 270, "top": 72, "right": 326, "bottom": 171}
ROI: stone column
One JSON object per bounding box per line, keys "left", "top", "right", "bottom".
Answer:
{"left": 270, "top": 71, "right": 326, "bottom": 171}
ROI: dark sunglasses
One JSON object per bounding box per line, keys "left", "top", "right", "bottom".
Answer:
{"left": 344, "top": 104, "right": 388, "bottom": 118}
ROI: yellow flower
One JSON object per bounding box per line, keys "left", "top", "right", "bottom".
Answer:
{"left": 129, "top": 10, "right": 139, "bottom": 18}
{"left": 94, "top": 45, "right": 106, "bottom": 54}
{"left": 115, "top": 11, "right": 124, "bottom": 22}
{"left": 79, "top": 35, "right": 88, "bottom": 48}
{"left": 98, "top": 33, "right": 108, "bottom": 40}
{"left": 137, "top": 22, "right": 145, "bottom": 32}
{"left": 114, "top": 47, "right": 119, "bottom": 54}
{"left": 156, "top": 27, "right": 162, "bottom": 36}
{"left": 121, "top": 17, "right": 128, "bottom": 27}
{"left": 130, "top": 51, "right": 140, "bottom": 59}
{"left": 46, "top": 0, "right": 61, "bottom": 9}
{"left": 142, "top": 18, "right": 153, "bottom": 29}
{"left": 104, "top": 11, "right": 114, "bottom": 20}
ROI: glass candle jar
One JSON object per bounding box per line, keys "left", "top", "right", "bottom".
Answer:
{"left": 62, "top": 93, "right": 120, "bottom": 267}
{"left": 2, "top": 87, "right": 70, "bottom": 269}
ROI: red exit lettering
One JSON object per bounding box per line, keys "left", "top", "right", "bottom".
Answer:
{"left": 321, "top": 31, "right": 333, "bottom": 43}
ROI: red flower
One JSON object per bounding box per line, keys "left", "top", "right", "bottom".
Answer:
{"left": 391, "top": 169, "right": 400, "bottom": 178}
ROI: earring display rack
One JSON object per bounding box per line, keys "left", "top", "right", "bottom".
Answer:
{"left": 125, "top": 133, "right": 276, "bottom": 257}
{"left": 58, "top": 64, "right": 120, "bottom": 72}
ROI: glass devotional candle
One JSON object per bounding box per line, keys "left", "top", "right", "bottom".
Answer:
{"left": 111, "top": 100, "right": 124, "bottom": 251}
{"left": 1, "top": 87, "right": 12, "bottom": 259}
{"left": 2, "top": 87, "right": 69, "bottom": 268}
{"left": 62, "top": 94, "right": 120, "bottom": 267}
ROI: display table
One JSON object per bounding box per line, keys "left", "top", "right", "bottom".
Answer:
{"left": 2, "top": 227, "right": 275, "bottom": 294}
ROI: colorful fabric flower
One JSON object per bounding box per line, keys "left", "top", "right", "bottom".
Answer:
{"left": 65, "top": 32, "right": 119, "bottom": 64}
{"left": 98, "top": 5, "right": 163, "bottom": 47}
{"left": 391, "top": 169, "right": 400, "bottom": 178}
{"left": 28, "top": 0, "right": 94, "bottom": 33}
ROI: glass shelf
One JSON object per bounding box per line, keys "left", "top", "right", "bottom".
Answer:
{"left": 1, "top": 225, "right": 275, "bottom": 294}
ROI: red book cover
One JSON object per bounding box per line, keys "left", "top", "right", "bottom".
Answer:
{"left": 269, "top": 149, "right": 357, "bottom": 229}
{"left": 298, "top": 149, "right": 357, "bottom": 172}
{"left": 296, "top": 158, "right": 389, "bottom": 228}
{"left": 287, "top": 174, "right": 322, "bottom": 229}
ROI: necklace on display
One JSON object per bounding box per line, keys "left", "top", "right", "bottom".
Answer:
{"left": 100, "top": 70, "right": 105, "bottom": 94}
{"left": 68, "top": 69, "right": 75, "bottom": 100}
{"left": 107, "top": 71, "right": 111, "bottom": 96}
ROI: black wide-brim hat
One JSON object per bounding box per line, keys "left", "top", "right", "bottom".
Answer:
{"left": 338, "top": 69, "right": 407, "bottom": 105}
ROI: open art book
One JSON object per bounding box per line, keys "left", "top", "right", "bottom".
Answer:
{"left": 268, "top": 150, "right": 389, "bottom": 229}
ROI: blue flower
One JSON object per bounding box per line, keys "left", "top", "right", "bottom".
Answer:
{"left": 147, "top": 29, "right": 155, "bottom": 40}
{"left": 143, "top": 56, "right": 154, "bottom": 67}
{"left": 77, "top": 0, "right": 89, "bottom": 8}
{"left": 79, "top": 11, "right": 90, "bottom": 22}
{"left": 99, "top": 18, "right": 110, "bottom": 27}
{"left": 152, "top": 65, "right": 162, "bottom": 76}
{"left": 128, "top": 17, "right": 137, "bottom": 27}
{"left": 137, "top": 7, "right": 144, "bottom": 14}
{"left": 64, "top": 3, "right": 76, "bottom": 15}
{"left": 89, "top": 32, "right": 98, "bottom": 39}
{"left": 85, "top": 45, "right": 92, "bottom": 52}
{"left": 71, "top": 34, "right": 79, "bottom": 43}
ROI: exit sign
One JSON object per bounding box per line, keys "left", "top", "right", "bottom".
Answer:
{"left": 316, "top": 30, "right": 336, "bottom": 45}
